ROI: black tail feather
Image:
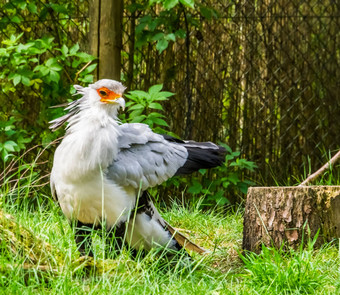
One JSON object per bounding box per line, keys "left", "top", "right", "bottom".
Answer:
{"left": 175, "top": 143, "right": 226, "bottom": 175}
{"left": 161, "top": 134, "right": 226, "bottom": 175}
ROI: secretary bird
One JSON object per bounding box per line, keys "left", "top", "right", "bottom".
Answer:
{"left": 50, "top": 79, "right": 226, "bottom": 258}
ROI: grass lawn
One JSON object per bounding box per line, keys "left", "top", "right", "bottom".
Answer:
{"left": 0, "top": 193, "right": 339, "bottom": 295}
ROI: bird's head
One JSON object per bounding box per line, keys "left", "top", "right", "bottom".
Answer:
{"left": 87, "top": 79, "right": 126, "bottom": 111}
{"left": 50, "top": 79, "right": 127, "bottom": 131}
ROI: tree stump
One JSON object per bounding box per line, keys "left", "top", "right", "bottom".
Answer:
{"left": 243, "top": 186, "right": 340, "bottom": 253}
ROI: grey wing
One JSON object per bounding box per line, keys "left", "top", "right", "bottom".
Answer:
{"left": 107, "top": 123, "right": 188, "bottom": 190}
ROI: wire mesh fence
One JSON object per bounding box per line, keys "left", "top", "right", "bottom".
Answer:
{"left": 1, "top": 0, "right": 339, "bottom": 184}
{"left": 122, "top": 0, "right": 340, "bottom": 184}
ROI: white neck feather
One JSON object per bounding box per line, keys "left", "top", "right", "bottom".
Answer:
{"left": 54, "top": 102, "right": 121, "bottom": 179}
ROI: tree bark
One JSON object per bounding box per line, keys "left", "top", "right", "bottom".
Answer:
{"left": 89, "top": 0, "right": 123, "bottom": 80}
{"left": 243, "top": 186, "right": 340, "bottom": 253}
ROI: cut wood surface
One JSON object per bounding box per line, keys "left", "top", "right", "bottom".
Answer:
{"left": 243, "top": 186, "right": 340, "bottom": 253}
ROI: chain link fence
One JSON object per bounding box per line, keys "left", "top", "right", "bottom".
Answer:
{"left": 1, "top": 0, "right": 339, "bottom": 184}
{"left": 122, "top": 0, "right": 340, "bottom": 184}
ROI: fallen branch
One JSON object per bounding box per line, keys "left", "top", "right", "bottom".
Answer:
{"left": 299, "top": 150, "right": 340, "bottom": 186}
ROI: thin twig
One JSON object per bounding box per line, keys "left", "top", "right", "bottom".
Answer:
{"left": 1, "top": 137, "right": 62, "bottom": 191}
{"left": 1, "top": 144, "right": 41, "bottom": 182}
{"left": 74, "top": 61, "right": 93, "bottom": 82}
{"left": 299, "top": 150, "right": 340, "bottom": 186}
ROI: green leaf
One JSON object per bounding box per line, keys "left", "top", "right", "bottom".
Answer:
{"left": 4, "top": 141, "right": 18, "bottom": 152}
{"left": 72, "top": 59, "right": 82, "bottom": 68}
{"left": 16, "top": 43, "right": 34, "bottom": 53}
{"left": 49, "top": 70, "right": 60, "bottom": 82}
{"left": 156, "top": 39, "right": 168, "bottom": 53}
{"left": 215, "top": 195, "right": 230, "bottom": 206}
{"left": 69, "top": 43, "right": 80, "bottom": 56}
{"left": 10, "top": 15, "right": 22, "bottom": 24}
{"left": 238, "top": 182, "right": 249, "bottom": 194}
{"left": 149, "top": 84, "right": 163, "bottom": 94}
{"left": 165, "top": 33, "right": 176, "bottom": 42}
{"left": 223, "top": 144, "right": 233, "bottom": 153}
{"left": 13, "top": 75, "right": 21, "bottom": 86}
{"left": 127, "top": 90, "right": 149, "bottom": 100}
{"left": 50, "top": 4, "right": 69, "bottom": 14}
{"left": 129, "top": 109, "right": 143, "bottom": 118}
{"left": 199, "top": 6, "right": 218, "bottom": 19}
{"left": 131, "top": 115, "right": 146, "bottom": 123}
{"left": 148, "top": 20, "right": 158, "bottom": 32}
{"left": 21, "top": 76, "right": 30, "bottom": 86}
{"left": 232, "top": 151, "right": 241, "bottom": 157}
{"left": 188, "top": 180, "right": 202, "bottom": 194}
{"left": 28, "top": 3, "right": 38, "bottom": 14}
{"left": 151, "top": 33, "right": 164, "bottom": 41}
{"left": 159, "top": 91, "right": 175, "bottom": 98}
{"left": 148, "top": 102, "right": 163, "bottom": 110}
{"left": 148, "top": 112, "right": 164, "bottom": 118}
{"left": 61, "top": 44, "right": 68, "bottom": 56}
{"left": 49, "top": 63, "right": 63, "bottom": 71}
{"left": 225, "top": 155, "right": 234, "bottom": 161}
{"left": 29, "top": 58, "right": 39, "bottom": 63}
{"left": 227, "top": 173, "right": 240, "bottom": 185}
{"left": 163, "top": 0, "right": 179, "bottom": 9}
{"left": 80, "top": 74, "right": 94, "bottom": 83}
{"left": 37, "top": 65, "right": 49, "bottom": 76}
{"left": 143, "top": 119, "right": 154, "bottom": 127}
{"left": 151, "top": 91, "right": 174, "bottom": 101}
{"left": 83, "top": 64, "right": 97, "bottom": 74}
{"left": 175, "top": 29, "right": 186, "bottom": 39}
{"left": 151, "top": 118, "right": 168, "bottom": 127}
{"left": 128, "top": 104, "right": 144, "bottom": 111}
{"left": 15, "top": 0, "right": 27, "bottom": 10}
{"left": 76, "top": 52, "right": 96, "bottom": 62}
{"left": 46, "top": 58, "right": 56, "bottom": 67}
{"left": 179, "top": 0, "right": 195, "bottom": 8}
{"left": 199, "top": 169, "right": 207, "bottom": 175}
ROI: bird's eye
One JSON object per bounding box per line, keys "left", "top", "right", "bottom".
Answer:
{"left": 99, "top": 90, "right": 107, "bottom": 96}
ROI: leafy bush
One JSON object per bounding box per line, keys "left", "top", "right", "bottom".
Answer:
{"left": 0, "top": 1, "right": 97, "bottom": 170}
{"left": 122, "top": 84, "right": 175, "bottom": 134}
{"left": 128, "top": 0, "right": 218, "bottom": 54}
{"left": 0, "top": 116, "right": 32, "bottom": 162}
{"left": 185, "top": 144, "right": 257, "bottom": 206}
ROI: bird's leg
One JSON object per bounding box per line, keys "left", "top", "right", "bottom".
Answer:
{"left": 73, "top": 220, "right": 95, "bottom": 256}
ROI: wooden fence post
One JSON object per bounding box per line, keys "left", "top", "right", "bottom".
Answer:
{"left": 89, "top": 0, "right": 123, "bottom": 80}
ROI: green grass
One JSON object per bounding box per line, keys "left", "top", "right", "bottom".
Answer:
{"left": 0, "top": 194, "right": 339, "bottom": 295}
{"left": 1, "top": 157, "right": 340, "bottom": 294}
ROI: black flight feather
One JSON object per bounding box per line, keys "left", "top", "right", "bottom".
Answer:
{"left": 161, "top": 134, "right": 227, "bottom": 175}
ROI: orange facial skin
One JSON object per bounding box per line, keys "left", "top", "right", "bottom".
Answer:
{"left": 97, "top": 87, "right": 121, "bottom": 103}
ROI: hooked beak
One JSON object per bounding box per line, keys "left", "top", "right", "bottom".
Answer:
{"left": 116, "top": 97, "right": 125, "bottom": 111}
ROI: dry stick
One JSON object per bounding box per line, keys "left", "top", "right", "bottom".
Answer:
{"left": 74, "top": 61, "right": 93, "bottom": 82}
{"left": 299, "top": 150, "right": 340, "bottom": 186}
{"left": 1, "top": 144, "right": 42, "bottom": 182}
{"left": 4, "top": 137, "right": 62, "bottom": 192}
{"left": 10, "top": 139, "right": 60, "bottom": 191}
